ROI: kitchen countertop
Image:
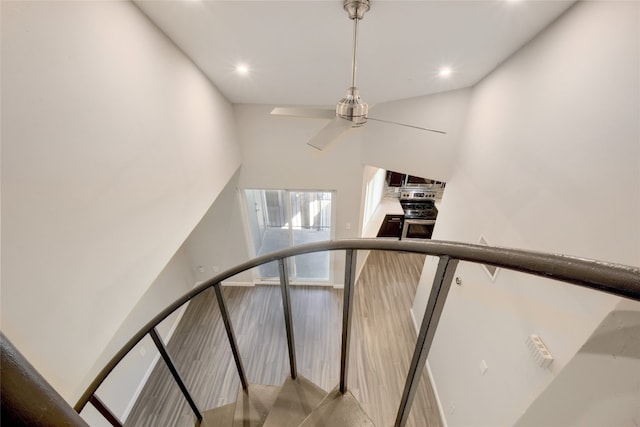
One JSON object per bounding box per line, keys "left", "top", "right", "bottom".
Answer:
{"left": 362, "top": 195, "right": 443, "bottom": 239}
{"left": 362, "top": 197, "right": 404, "bottom": 238}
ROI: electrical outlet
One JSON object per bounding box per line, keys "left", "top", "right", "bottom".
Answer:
{"left": 197, "top": 265, "right": 204, "bottom": 273}
{"left": 345, "top": 222, "right": 352, "bottom": 230}
{"left": 526, "top": 334, "right": 554, "bottom": 368}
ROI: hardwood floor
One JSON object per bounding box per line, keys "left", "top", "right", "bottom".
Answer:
{"left": 349, "top": 251, "right": 441, "bottom": 427}
{"left": 124, "top": 250, "right": 442, "bottom": 427}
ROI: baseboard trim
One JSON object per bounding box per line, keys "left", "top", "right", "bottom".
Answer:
{"left": 222, "top": 281, "right": 255, "bottom": 287}
{"left": 252, "top": 280, "right": 336, "bottom": 288}
{"left": 410, "top": 307, "right": 419, "bottom": 333}
{"left": 426, "top": 361, "right": 448, "bottom": 427}
{"left": 409, "top": 308, "right": 448, "bottom": 427}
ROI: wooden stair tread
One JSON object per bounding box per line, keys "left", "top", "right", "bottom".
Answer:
{"left": 199, "top": 403, "right": 235, "bottom": 427}
{"left": 262, "top": 376, "right": 326, "bottom": 427}
{"left": 299, "top": 387, "right": 376, "bottom": 427}
{"left": 233, "top": 383, "right": 281, "bottom": 427}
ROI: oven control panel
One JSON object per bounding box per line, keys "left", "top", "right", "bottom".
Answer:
{"left": 400, "top": 190, "right": 437, "bottom": 200}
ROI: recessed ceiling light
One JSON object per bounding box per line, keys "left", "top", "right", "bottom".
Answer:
{"left": 439, "top": 67, "right": 452, "bottom": 77}
{"left": 236, "top": 64, "right": 249, "bottom": 75}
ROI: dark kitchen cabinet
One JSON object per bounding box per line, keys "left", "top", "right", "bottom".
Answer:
{"left": 405, "top": 175, "right": 428, "bottom": 185}
{"left": 377, "top": 214, "right": 404, "bottom": 238}
{"left": 386, "top": 171, "right": 405, "bottom": 187}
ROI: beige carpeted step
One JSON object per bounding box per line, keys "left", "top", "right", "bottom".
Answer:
{"left": 298, "top": 386, "right": 376, "bottom": 427}
{"left": 262, "top": 376, "right": 326, "bottom": 427}
{"left": 233, "top": 383, "right": 281, "bottom": 427}
{"left": 199, "top": 403, "right": 235, "bottom": 427}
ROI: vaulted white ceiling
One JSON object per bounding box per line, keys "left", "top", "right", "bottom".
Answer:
{"left": 135, "top": 0, "right": 575, "bottom": 106}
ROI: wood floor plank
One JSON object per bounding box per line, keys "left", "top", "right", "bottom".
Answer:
{"left": 124, "top": 250, "right": 442, "bottom": 427}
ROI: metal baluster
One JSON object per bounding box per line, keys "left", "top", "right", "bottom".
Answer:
{"left": 339, "top": 249, "right": 358, "bottom": 394}
{"left": 278, "top": 258, "right": 298, "bottom": 379}
{"left": 395, "top": 256, "right": 459, "bottom": 427}
{"left": 149, "top": 328, "right": 202, "bottom": 421}
{"left": 213, "top": 283, "right": 249, "bottom": 390}
{"left": 89, "top": 395, "right": 123, "bottom": 427}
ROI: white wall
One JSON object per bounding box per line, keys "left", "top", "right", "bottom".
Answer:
{"left": 361, "top": 88, "right": 472, "bottom": 182}
{"left": 1, "top": 0, "right": 241, "bottom": 403}
{"left": 184, "top": 167, "right": 254, "bottom": 285}
{"left": 233, "top": 104, "right": 366, "bottom": 286}
{"left": 412, "top": 1, "right": 639, "bottom": 425}
{"left": 360, "top": 165, "right": 385, "bottom": 234}
{"left": 515, "top": 306, "right": 640, "bottom": 427}
{"left": 80, "top": 246, "right": 197, "bottom": 426}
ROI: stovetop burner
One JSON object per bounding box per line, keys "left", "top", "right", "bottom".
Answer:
{"left": 400, "top": 199, "right": 438, "bottom": 220}
{"left": 403, "top": 203, "right": 433, "bottom": 211}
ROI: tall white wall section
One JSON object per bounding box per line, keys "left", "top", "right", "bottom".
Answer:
{"left": 412, "top": 1, "right": 640, "bottom": 425}
{"left": 1, "top": 0, "right": 241, "bottom": 402}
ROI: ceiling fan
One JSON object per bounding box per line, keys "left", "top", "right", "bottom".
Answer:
{"left": 271, "top": 0, "right": 446, "bottom": 151}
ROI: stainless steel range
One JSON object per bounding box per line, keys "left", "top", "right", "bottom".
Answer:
{"left": 400, "top": 189, "right": 438, "bottom": 240}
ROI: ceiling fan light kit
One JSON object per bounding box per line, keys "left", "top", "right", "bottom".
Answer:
{"left": 271, "top": 0, "right": 446, "bottom": 151}
{"left": 336, "top": 86, "right": 368, "bottom": 126}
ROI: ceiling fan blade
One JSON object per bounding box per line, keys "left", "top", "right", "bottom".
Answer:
{"left": 307, "top": 117, "right": 353, "bottom": 151}
{"left": 367, "top": 117, "right": 447, "bottom": 135}
{"left": 271, "top": 107, "right": 336, "bottom": 119}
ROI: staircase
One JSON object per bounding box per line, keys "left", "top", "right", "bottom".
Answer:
{"left": 69, "top": 239, "right": 640, "bottom": 427}
{"left": 200, "top": 376, "right": 374, "bottom": 427}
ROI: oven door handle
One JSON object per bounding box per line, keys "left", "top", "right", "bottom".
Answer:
{"left": 401, "top": 219, "right": 436, "bottom": 240}
{"left": 403, "top": 219, "right": 436, "bottom": 225}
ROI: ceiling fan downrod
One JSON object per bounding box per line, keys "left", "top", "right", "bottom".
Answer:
{"left": 337, "top": 0, "right": 370, "bottom": 126}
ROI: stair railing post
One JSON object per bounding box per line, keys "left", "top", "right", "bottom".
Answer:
{"left": 394, "top": 256, "right": 459, "bottom": 427}
{"left": 88, "top": 395, "right": 123, "bottom": 427}
{"left": 0, "top": 333, "right": 90, "bottom": 427}
{"left": 278, "top": 258, "right": 298, "bottom": 379}
{"left": 340, "top": 248, "right": 358, "bottom": 394}
{"left": 149, "top": 328, "right": 202, "bottom": 422}
{"left": 213, "top": 283, "right": 249, "bottom": 390}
